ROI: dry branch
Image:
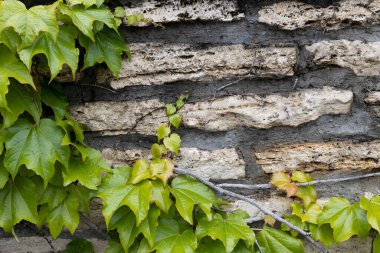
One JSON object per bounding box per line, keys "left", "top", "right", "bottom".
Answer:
{"left": 217, "top": 171, "right": 380, "bottom": 190}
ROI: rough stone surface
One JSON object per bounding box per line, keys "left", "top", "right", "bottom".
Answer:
{"left": 233, "top": 197, "right": 293, "bottom": 219}
{"left": 125, "top": 0, "right": 244, "bottom": 25}
{"left": 0, "top": 237, "right": 108, "bottom": 253}
{"left": 105, "top": 43, "right": 296, "bottom": 89}
{"left": 306, "top": 40, "right": 380, "bottom": 76}
{"left": 182, "top": 87, "right": 353, "bottom": 131}
{"left": 258, "top": 0, "right": 380, "bottom": 30}
{"left": 304, "top": 236, "right": 372, "bottom": 253}
{"left": 255, "top": 140, "right": 380, "bottom": 173}
{"left": 70, "top": 87, "right": 353, "bottom": 134}
{"left": 365, "top": 91, "right": 380, "bottom": 104}
{"left": 69, "top": 99, "right": 166, "bottom": 135}
{"left": 102, "top": 147, "right": 246, "bottom": 180}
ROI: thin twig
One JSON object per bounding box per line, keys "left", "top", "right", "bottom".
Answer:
{"left": 216, "top": 77, "right": 248, "bottom": 92}
{"left": 217, "top": 171, "right": 380, "bottom": 190}
{"left": 77, "top": 83, "right": 118, "bottom": 93}
{"left": 174, "top": 168, "right": 329, "bottom": 253}
{"left": 255, "top": 240, "right": 263, "bottom": 253}
{"left": 125, "top": 106, "right": 165, "bottom": 135}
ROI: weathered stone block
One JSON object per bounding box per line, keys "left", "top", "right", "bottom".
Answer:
{"left": 255, "top": 140, "right": 380, "bottom": 173}
{"left": 233, "top": 197, "right": 293, "bottom": 219}
{"left": 258, "top": 0, "right": 380, "bottom": 30}
{"left": 104, "top": 43, "right": 296, "bottom": 89}
{"left": 181, "top": 87, "right": 352, "bottom": 131}
{"left": 365, "top": 91, "right": 380, "bottom": 104}
{"left": 70, "top": 99, "right": 166, "bottom": 135}
{"left": 125, "top": 0, "right": 244, "bottom": 25}
{"left": 102, "top": 147, "right": 245, "bottom": 180}
{"left": 70, "top": 87, "right": 352, "bottom": 134}
{"left": 306, "top": 40, "right": 380, "bottom": 76}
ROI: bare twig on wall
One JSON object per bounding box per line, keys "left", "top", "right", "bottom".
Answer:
{"left": 174, "top": 168, "right": 329, "bottom": 253}
{"left": 217, "top": 171, "right": 380, "bottom": 190}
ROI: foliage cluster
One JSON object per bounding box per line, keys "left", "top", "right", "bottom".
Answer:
{"left": 0, "top": 0, "right": 379, "bottom": 253}
{"left": 270, "top": 171, "right": 380, "bottom": 252}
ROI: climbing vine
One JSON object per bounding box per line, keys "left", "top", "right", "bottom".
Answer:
{"left": 0, "top": 0, "right": 379, "bottom": 253}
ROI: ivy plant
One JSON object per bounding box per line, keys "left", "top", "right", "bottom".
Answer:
{"left": 1, "top": 0, "right": 379, "bottom": 253}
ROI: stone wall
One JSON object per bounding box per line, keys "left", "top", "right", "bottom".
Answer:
{"left": 10, "top": 0, "right": 380, "bottom": 252}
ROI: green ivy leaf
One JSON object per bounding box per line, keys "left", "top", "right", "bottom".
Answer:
{"left": 165, "top": 104, "right": 176, "bottom": 116}
{"left": 0, "top": 45, "right": 34, "bottom": 109}
{"left": 163, "top": 133, "right": 181, "bottom": 155}
{"left": 295, "top": 186, "right": 316, "bottom": 209}
{"left": 79, "top": 28, "right": 129, "bottom": 77}
{"left": 374, "top": 233, "right": 380, "bottom": 253}
{"left": 291, "top": 171, "right": 313, "bottom": 183}
{"left": 196, "top": 237, "right": 226, "bottom": 253}
{"left": 291, "top": 202, "right": 322, "bottom": 224}
{"left": 196, "top": 212, "right": 255, "bottom": 253}
{"left": 0, "top": 0, "right": 59, "bottom": 48}
{"left": 157, "top": 124, "right": 170, "bottom": 142}
{"left": 59, "top": 4, "right": 117, "bottom": 41}
{"left": 129, "top": 159, "right": 151, "bottom": 184}
{"left": 150, "top": 158, "right": 174, "bottom": 185}
{"left": 176, "top": 95, "right": 188, "bottom": 110}
{"left": 1, "top": 82, "right": 41, "bottom": 128}
{"left": 281, "top": 215, "right": 306, "bottom": 237}
{"left": 256, "top": 226, "right": 304, "bottom": 253}
{"left": 97, "top": 179, "right": 152, "bottom": 226}
{"left": 0, "top": 159, "right": 8, "bottom": 189}
{"left": 171, "top": 175, "right": 216, "bottom": 224}
{"left": 360, "top": 195, "right": 380, "bottom": 233}
{"left": 126, "top": 13, "right": 145, "bottom": 26}
{"left": 109, "top": 207, "right": 139, "bottom": 252}
{"left": 19, "top": 25, "right": 79, "bottom": 81}
{"left": 4, "top": 119, "right": 70, "bottom": 183}
{"left": 138, "top": 205, "right": 161, "bottom": 247}
{"left": 105, "top": 241, "right": 124, "bottom": 253}
{"left": 43, "top": 192, "right": 80, "bottom": 239}
{"left": 151, "top": 180, "right": 172, "bottom": 213}
{"left": 151, "top": 143, "right": 167, "bottom": 159}
{"left": 114, "top": 6, "right": 125, "bottom": 18}
{"left": 98, "top": 165, "right": 131, "bottom": 191}
{"left": 63, "top": 148, "right": 111, "bottom": 190}
{"left": 155, "top": 218, "right": 197, "bottom": 253}
{"left": 169, "top": 114, "right": 181, "bottom": 129}
{"left": 66, "top": 0, "right": 105, "bottom": 9}
{"left": 318, "top": 197, "right": 370, "bottom": 242}
{"left": 64, "top": 238, "right": 94, "bottom": 253}
{"left": 0, "top": 28, "right": 21, "bottom": 52}
{"left": 41, "top": 84, "right": 68, "bottom": 121}
{"left": 0, "top": 175, "right": 38, "bottom": 233}
{"left": 309, "top": 223, "right": 335, "bottom": 247}
{"left": 39, "top": 183, "right": 68, "bottom": 210}
{"left": 57, "top": 119, "right": 88, "bottom": 160}
{"left": 57, "top": 118, "right": 85, "bottom": 145}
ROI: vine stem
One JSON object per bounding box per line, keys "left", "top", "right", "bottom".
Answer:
{"left": 216, "top": 171, "right": 380, "bottom": 190}
{"left": 174, "top": 168, "right": 329, "bottom": 253}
